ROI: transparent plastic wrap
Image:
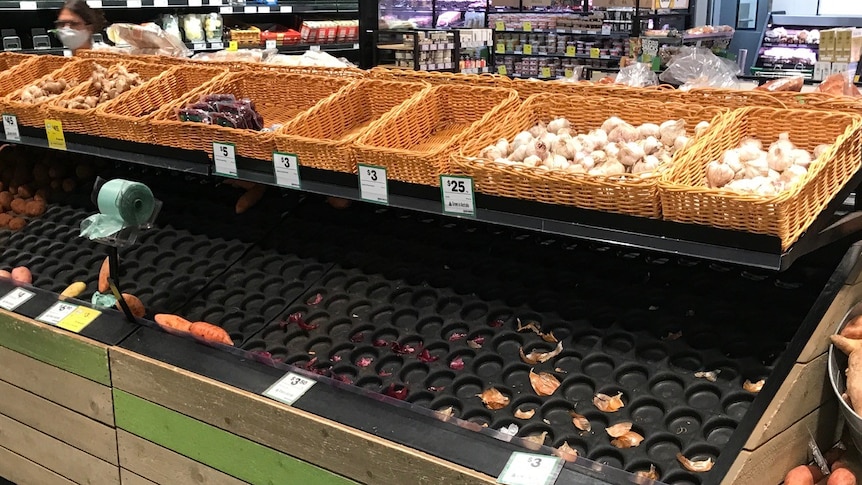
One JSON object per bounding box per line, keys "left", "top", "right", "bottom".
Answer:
{"left": 817, "top": 70, "right": 862, "bottom": 97}
{"left": 106, "top": 22, "right": 191, "bottom": 57}
{"left": 264, "top": 50, "right": 356, "bottom": 68}
{"left": 659, "top": 46, "right": 740, "bottom": 90}
{"left": 615, "top": 62, "right": 659, "bottom": 87}
{"left": 754, "top": 75, "right": 804, "bottom": 92}
{"left": 191, "top": 48, "right": 278, "bottom": 63}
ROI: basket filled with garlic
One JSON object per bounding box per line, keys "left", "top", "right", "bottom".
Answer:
{"left": 353, "top": 84, "right": 520, "bottom": 186}
{"left": 451, "top": 93, "right": 723, "bottom": 218}
{"left": 659, "top": 106, "right": 862, "bottom": 249}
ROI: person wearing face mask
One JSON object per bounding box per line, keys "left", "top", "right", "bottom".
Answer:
{"left": 54, "top": 0, "right": 107, "bottom": 54}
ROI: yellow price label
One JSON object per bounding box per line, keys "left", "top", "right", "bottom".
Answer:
{"left": 497, "top": 65, "right": 507, "bottom": 75}
{"left": 522, "top": 21, "right": 532, "bottom": 32}
{"left": 228, "top": 40, "right": 238, "bottom": 51}
{"left": 57, "top": 306, "right": 101, "bottom": 333}
{"left": 495, "top": 43, "right": 505, "bottom": 54}
{"left": 495, "top": 20, "right": 505, "bottom": 31}
{"left": 523, "top": 44, "right": 532, "bottom": 55}
{"left": 540, "top": 66, "right": 551, "bottom": 78}
{"left": 44, "top": 119, "right": 66, "bottom": 150}
{"left": 590, "top": 47, "right": 600, "bottom": 59}
{"left": 564, "top": 68, "right": 574, "bottom": 78}
{"left": 566, "top": 45, "right": 576, "bottom": 57}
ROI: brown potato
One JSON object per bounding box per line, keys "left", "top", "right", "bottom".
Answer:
{"left": 11, "top": 266, "right": 31, "bottom": 284}
{"left": 0, "top": 213, "right": 12, "bottom": 228}
{"left": 34, "top": 189, "right": 49, "bottom": 202}
{"left": 62, "top": 178, "right": 76, "bottom": 193}
{"left": 10, "top": 198, "right": 26, "bottom": 215}
{"left": 8, "top": 217, "right": 25, "bottom": 231}
{"left": 17, "top": 184, "right": 32, "bottom": 199}
{"left": 25, "top": 200, "right": 45, "bottom": 217}
{"left": 0, "top": 191, "right": 13, "bottom": 211}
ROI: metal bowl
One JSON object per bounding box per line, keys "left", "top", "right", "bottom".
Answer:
{"left": 828, "top": 300, "right": 862, "bottom": 453}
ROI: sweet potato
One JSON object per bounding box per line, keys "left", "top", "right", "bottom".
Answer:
{"left": 235, "top": 185, "right": 266, "bottom": 214}
{"left": 831, "top": 334, "right": 862, "bottom": 410}
{"left": 189, "top": 321, "right": 234, "bottom": 346}
{"left": 98, "top": 256, "right": 110, "bottom": 293}
{"left": 116, "top": 293, "right": 145, "bottom": 318}
{"left": 327, "top": 197, "right": 352, "bottom": 210}
{"left": 11, "top": 266, "right": 31, "bottom": 284}
{"left": 154, "top": 313, "right": 192, "bottom": 332}
{"left": 34, "top": 188, "right": 49, "bottom": 202}
{"left": 0, "top": 270, "right": 11, "bottom": 279}
{"left": 827, "top": 468, "right": 856, "bottom": 485}
{"left": 0, "top": 213, "right": 12, "bottom": 228}
{"left": 755, "top": 76, "right": 804, "bottom": 92}
{"left": 8, "top": 217, "right": 26, "bottom": 231}
{"left": 59, "top": 281, "right": 86, "bottom": 299}
{"left": 841, "top": 315, "right": 862, "bottom": 339}
{"left": 784, "top": 465, "right": 822, "bottom": 485}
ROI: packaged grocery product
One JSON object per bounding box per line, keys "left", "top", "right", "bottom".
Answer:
{"left": 182, "top": 14, "right": 205, "bottom": 43}
{"left": 205, "top": 13, "right": 224, "bottom": 43}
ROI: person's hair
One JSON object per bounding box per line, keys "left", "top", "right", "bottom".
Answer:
{"left": 61, "top": 0, "right": 107, "bottom": 32}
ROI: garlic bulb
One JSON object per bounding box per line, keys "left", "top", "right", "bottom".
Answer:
{"left": 706, "top": 160, "right": 734, "bottom": 188}
{"left": 581, "top": 156, "right": 596, "bottom": 170}
{"left": 743, "top": 157, "right": 769, "bottom": 179}
{"left": 637, "top": 123, "right": 660, "bottom": 139}
{"left": 546, "top": 154, "right": 569, "bottom": 170}
{"left": 722, "top": 150, "right": 743, "bottom": 173}
{"left": 590, "top": 129, "right": 609, "bottom": 149}
{"left": 814, "top": 144, "right": 831, "bottom": 159}
{"left": 602, "top": 159, "right": 626, "bottom": 176}
{"left": 767, "top": 169, "right": 781, "bottom": 180}
{"left": 632, "top": 155, "right": 660, "bottom": 175}
{"left": 523, "top": 155, "right": 542, "bottom": 167}
{"left": 673, "top": 135, "right": 690, "bottom": 153}
{"left": 533, "top": 140, "right": 549, "bottom": 160}
{"left": 548, "top": 117, "right": 571, "bottom": 134}
{"left": 642, "top": 136, "right": 661, "bottom": 155}
{"left": 780, "top": 164, "right": 808, "bottom": 185}
{"left": 766, "top": 132, "right": 794, "bottom": 172}
{"left": 726, "top": 179, "right": 760, "bottom": 193}
{"left": 619, "top": 141, "right": 646, "bottom": 167}
{"left": 790, "top": 149, "right": 812, "bottom": 169}
{"left": 567, "top": 164, "right": 586, "bottom": 174}
{"left": 604, "top": 142, "right": 620, "bottom": 159}
{"left": 495, "top": 138, "right": 510, "bottom": 157}
{"left": 512, "top": 131, "right": 532, "bottom": 150}
{"left": 493, "top": 157, "right": 513, "bottom": 165}
{"left": 608, "top": 123, "right": 639, "bottom": 144}
{"left": 737, "top": 141, "right": 762, "bottom": 163}
{"left": 601, "top": 116, "right": 625, "bottom": 134}
{"left": 695, "top": 121, "right": 710, "bottom": 137}
{"left": 508, "top": 145, "right": 528, "bottom": 162}
{"left": 529, "top": 122, "right": 547, "bottom": 139}
{"left": 591, "top": 150, "right": 608, "bottom": 166}
{"left": 659, "top": 119, "right": 686, "bottom": 146}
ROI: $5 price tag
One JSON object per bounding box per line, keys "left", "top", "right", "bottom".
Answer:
{"left": 497, "top": 452, "right": 563, "bottom": 485}
{"left": 212, "top": 142, "right": 237, "bottom": 177}
{"left": 440, "top": 175, "right": 475, "bottom": 217}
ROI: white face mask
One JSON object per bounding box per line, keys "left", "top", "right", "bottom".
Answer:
{"left": 56, "top": 26, "right": 90, "bottom": 50}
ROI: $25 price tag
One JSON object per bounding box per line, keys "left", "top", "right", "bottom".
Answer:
{"left": 263, "top": 371, "right": 316, "bottom": 405}
{"left": 497, "top": 452, "right": 563, "bottom": 485}
{"left": 440, "top": 175, "right": 475, "bottom": 216}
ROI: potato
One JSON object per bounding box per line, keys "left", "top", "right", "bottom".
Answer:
{"left": 17, "top": 184, "right": 32, "bottom": 199}
{"left": 0, "top": 213, "right": 12, "bottom": 228}
{"left": 59, "top": 281, "right": 86, "bottom": 300}
{"left": 8, "top": 217, "right": 25, "bottom": 231}
{"left": 34, "top": 189, "right": 49, "bottom": 202}
{"left": 0, "top": 270, "right": 11, "bottom": 279}
{"left": 116, "top": 293, "right": 145, "bottom": 318}
{"left": 25, "top": 200, "right": 45, "bottom": 217}
{"left": 11, "top": 266, "right": 31, "bottom": 284}
{"left": 10, "top": 198, "right": 26, "bottom": 215}
{"left": 784, "top": 465, "right": 822, "bottom": 485}
{"left": 0, "top": 191, "right": 13, "bottom": 211}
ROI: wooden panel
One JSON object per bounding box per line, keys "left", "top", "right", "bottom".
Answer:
{"left": 110, "top": 348, "right": 496, "bottom": 485}
{"left": 0, "top": 413, "right": 119, "bottom": 485}
{"left": 0, "top": 345, "right": 113, "bottom": 425}
{"left": 0, "top": 444, "right": 77, "bottom": 485}
{"left": 722, "top": 400, "right": 840, "bottom": 485}
{"left": 799, "top": 281, "right": 862, "bottom": 363}
{"left": 744, "top": 353, "right": 830, "bottom": 449}
{"left": 0, "top": 311, "right": 110, "bottom": 385}
{"left": 120, "top": 469, "right": 158, "bottom": 485}
{"left": 118, "top": 430, "right": 247, "bottom": 485}
{"left": 114, "top": 389, "right": 356, "bottom": 485}
{"left": 0, "top": 379, "right": 118, "bottom": 464}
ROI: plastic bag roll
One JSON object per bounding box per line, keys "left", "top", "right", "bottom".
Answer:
{"left": 80, "top": 179, "right": 155, "bottom": 240}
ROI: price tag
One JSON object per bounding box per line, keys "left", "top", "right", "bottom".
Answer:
{"left": 523, "top": 44, "right": 532, "bottom": 55}
{"left": 210, "top": 41, "right": 224, "bottom": 50}
{"left": 310, "top": 45, "right": 321, "bottom": 52}
{"left": 522, "top": 21, "right": 531, "bottom": 32}
{"left": 192, "top": 42, "right": 205, "bottom": 50}
{"left": 153, "top": 0, "right": 167, "bottom": 6}
{"left": 601, "top": 24, "right": 612, "bottom": 35}
{"left": 440, "top": 175, "right": 475, "bottom": 216}
{"left": 540, "top": 66, "right": 551, "bottom": 78}
{"left": 495, "top": 20, "right": 505, "bottom": 31}
{"left": 126, "top": 0, "right": 141, "bottom": 7}
{"left": 243, "top": 5, "right": 256, "bottom": 12}
{"left": 219, "top": 5, "right": 231, "bottom": 12}
{"left": 273, "top": 152, "right": 301, "bottom": 189}
{"left": 45, "top": 119, "right": 66, "bottom": 150}
{"left": 3, "top": 114, "right": 20, "bottom": 142}
{"left": 590, "top": 47, "right": 600, "bottom": 58}
{"left": 212, "top": 142, "right": 237, "bottom": 177}
{"left": 497, "top": 65, "right": 507, "bottom": 75}
{"left": 19, "top": 1, "right": 37, "bottom": 9}
{"left": 565, "top": 45, "right": 575, "bottom": 57}
{"left": 265, "top": 39, "right": 276, "bottom": 49}
{"left": 358, "top": 164, "right": 388, "bottom": 204}
{"left": 0, "top": 288, "right": 34, "bottom": 311}
{"left": 264, "top": 371, "right": 316, "bottom": 405}
{"left": 495, "top": 43, "right": 505, "bottom": 54}
{"left": 189, "top": 0, "right": 202, "bottom": 6}
{"left": 37, "top": 301, "right": 77, "bottom": 326}
{"left": 564, "top": 68, "right": 574, "bottom": 78}
{"left": 257, "top": 5, "right": 269, "bottom": 12}
{"left": 279, "top": 5, "right": 292, "bottom": 12}
{"left": 228, "top": 40, "right": 238, "bottom": 51}
{"left": 208, "top": 0, "right": 221, "bottom": 5}
{"left": 58, "top": 306, "right": 100, "bottom": 333}
{"left": 497, "top": 452, "right": 563, "bottom": 485}
{"left": 86, "top": 0, "right": 102, "bottom": 7}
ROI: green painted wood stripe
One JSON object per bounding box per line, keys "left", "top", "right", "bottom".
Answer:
{"left": 113, "top": 389, "right": 358, "bottom": 485}
{"left": 0, "top": 313, "right": 110, "bottom": 385}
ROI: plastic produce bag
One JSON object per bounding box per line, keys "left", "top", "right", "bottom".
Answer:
{"left": 106, "top": 23, "right": 191, "bottom": 58}
{"left": 659, "top": 46, "right": 740, "bottom": 90}
{"left": 191, "top": 48, "right": 278, "bottom": 63}
{"left": 818, "top": 70, "right": 862, "bottom": 96}
{"left": 615, "top": 62, "right": 659, "bottom": 87}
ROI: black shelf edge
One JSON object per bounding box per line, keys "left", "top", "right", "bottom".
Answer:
{"left": 0, "top": 0, "right": 357, "bottom": 10}
{"left": 493, "top": 29, "right": 629, "bottom": 38}
{"left": 496, "top": 51, "right": 620, "bottom": 60}
{"left": 2, "top": 130, "right": 860, "bottom": 272}
{"left": 186, "top": 41, "right": 359, "bottom": 53}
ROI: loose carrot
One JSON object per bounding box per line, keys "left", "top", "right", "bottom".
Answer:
{"left": 98, "top": 256, "right": 110, "bottom": 293}
{"left": 154, "top": 313, "right": 192, "bottom": 333}
{"left": 189, "top": 321, "right": 234, "bottom": 346}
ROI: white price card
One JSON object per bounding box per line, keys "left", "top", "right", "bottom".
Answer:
{"left": 310, "top": 45, "right": 321, "bottom": 51}
{"left": 273, "top": 151, "right": 301, "bottom": 189}
{"left": 243, "top": 5, "right": 256, "bottom": 12}
{"left": 265, "top": 39, "right": 276, "bottom": 49}
{"left": 0, "top": 288, "right": 34, "bottom": 311}
{"left": 192, "top": 42, "right": 205, "bottom": 50}
{"left": 601, "top": 24, "right": 612, "bottom": 35}
{"left": 188, "top": 0, "right": 202, "bottom": 5}
{"left": 440, "top": 175, "right": 475, "bottom": 216}
{"left": 154, "top": 0, "right": 168, "bottom": 6}
{"left": 279, "top": 5, "right": 292, "bottom": 11}
{"left": 19, "top": 0, "right": 37, "bottom": 8}
{"left": 126, "top": 0, "right": 141, "bottom": 7}
{"left": 37, "top": 301, "right": 78, "bottom": 326}
{"left": 257, "top": 5, "right": 269, "bottom": 12}
{"left": 3, "top": 114, "right": 20, "bottom": 141}
{"left": 263, "top": 371, "right": 316, "bottom": 405}
{"left": 219, "top": 5, "right": 231, "bottom": 12}
{"left": 210, "top": 41, "right": 224, "bottom": 50}
{"left": 358, "top": 164, "right": 388, "bottom": 204}
{"left": 86, "top": 0, "right": 102, "bottom": 7}
{"left": 497, "top": 452, "right": 563, "bottom": 485}
{"left": 208, "top": 0, "right": 221, "bottom": 5}
{"left": 212, "top": 142, "right": 237, "bottom": 177}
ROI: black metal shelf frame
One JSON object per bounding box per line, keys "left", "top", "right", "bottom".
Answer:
{"left": 2, "top": 127, "right": 861, "bottom": 272}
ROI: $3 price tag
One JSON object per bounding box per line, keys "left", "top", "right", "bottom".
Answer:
{"left": 497, "top": 452, "right": 563, "bottom": 485}
{"left": 263, "top": 371, "right": 316, "bottom": 405}
{"left": 358, "top": 164, "right": 388, "bottom": 204}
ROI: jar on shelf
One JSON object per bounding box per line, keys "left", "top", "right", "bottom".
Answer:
{"left": 204, "top": 13, "right": 223, "bottom": 43}
{"left": 182, "top": 14, "right": 205, "bottom": 43}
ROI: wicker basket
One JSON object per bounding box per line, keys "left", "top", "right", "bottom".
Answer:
{"left": 369, "top": 67, "right": 510, "bottom": 87}
{"left": 1, "top": 59, "right": 120, "bottom": 128}
{"left": 41, "top": 60, "right": 170, "bottom": 136}
{"left": 451, "top": 93, "right": 724, "bottom": 219}
{"left": 150, "top": 70, "right": 353, "bottom": 160}
{"left": 659, "top": 106, "right": 862, "bottom": 249}
{"left": 0, "top": 55, "right": 73, "bottom": 106}
{"left": 274, "top": 78, "right": 430, "bottom": 173}
{"left": 95, "top": 65, "right": 229, "bottom": 142}
{"left": 257, "top": 64, "right": 366, "bottom": 78}
{"left": 353, "top": 84, "right": 520, "bottom": 186}
{"left": 670, "top": 87, "right": 788, "bottom": 110}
